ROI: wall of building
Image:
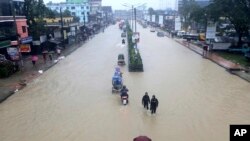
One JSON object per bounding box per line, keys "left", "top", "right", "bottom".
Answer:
{"left": 16, "top": 19, "right": 28, "bottom": 38}
{"left": 47, "top": 3, "right": 90, "bottom": 23}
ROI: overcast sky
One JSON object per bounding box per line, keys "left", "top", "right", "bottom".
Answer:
{"left": 43, "top": 0, "right": 177, "bottom": 10}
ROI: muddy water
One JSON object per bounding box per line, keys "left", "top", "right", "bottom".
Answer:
{"left": 0, "top": 24, "right": 250, "bottom": 141}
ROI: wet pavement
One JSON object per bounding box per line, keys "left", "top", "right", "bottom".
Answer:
{"left": 0, "top": 42, "right": 84, "bottom": 103}
{"left": 175, "top": 39, "right": 250, "bottom": 82}
{"left": 0, "top": 24, "right": 250, "bottom": 141}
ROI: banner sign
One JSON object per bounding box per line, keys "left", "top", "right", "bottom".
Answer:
{"left": 21, "top": 36, "right": 33, "bottom": 44}
{"left": 206, "top": 22, "right": 216, "bottom": 39}
{"left": 152, "top": 15, "right": 155, "bottom": 22}
{"left": 7, "top": 47, "right": 20, "bottom": 61}
{"left": 175, "top": 16, "right": 181, "bottom": 31}
{"left": 159, "top": 15, "right": 163, "bottom": 25}
{"left": 19, "top": 44, "right": 31, "bottom": 53}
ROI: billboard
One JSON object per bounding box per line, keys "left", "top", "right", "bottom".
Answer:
{"left": 159, "top": 15, "right": 163, "bottom": 25}
{"left": 152, "top": 15, "right": 155, "bottom": 22}
{"left": 206, "top": 22, "right": 216, "bottom": 39}
{"left": 175, "top": 16, "right": 181, "bottom": 31}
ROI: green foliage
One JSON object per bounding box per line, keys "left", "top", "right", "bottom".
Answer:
{"left": 179, "top": 0, "right": 199, "bottom": 31}
{"left": 206, "top": 0, "right": 250, "bottom": 46}
{"left": 63, "top": 10, "right": 71, "bottom": 17}
{"left": 23, "top": 0, "right": 53, "bottom": 39}
{"left": 126, "top": 22, "right": 143, "bottom": 72}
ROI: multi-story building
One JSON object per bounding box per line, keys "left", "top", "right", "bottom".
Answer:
{"left": 101, "top": 6, "right": 113, "bottom": 24}
{"left": 89, "top": 0, "right": 102, "bottom": 15}
{"left": 46, "top": 2, "right": 90, "bottom": 23}
{"left": 114, "top": 10, "right": 130, "bottom": 20}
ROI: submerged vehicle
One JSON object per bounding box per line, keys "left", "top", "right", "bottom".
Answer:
{"left": 118, "top": 54, "right": 125, "bottom": 65}
{"left": 112, "top": 74, "right": 123, "bottom": 93}
{"left": 121, "top": 95, "right": 128, "bottom": 105}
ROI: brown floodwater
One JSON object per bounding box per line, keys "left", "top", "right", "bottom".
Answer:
{"left": 0, "top": 23, "right": 250, "bottom": 141}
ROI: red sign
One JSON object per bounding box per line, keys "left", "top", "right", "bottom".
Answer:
{"left": 19, "top": 44, "right": 31, "bottom": 52}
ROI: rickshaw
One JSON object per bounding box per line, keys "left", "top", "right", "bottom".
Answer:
{"left": 117, "top": 54, "right": 125, "bottom": 65}
{"left": 112, "top": 75, "right": 123, "bottom": 93}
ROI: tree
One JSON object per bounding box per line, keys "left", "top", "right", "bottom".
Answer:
{"left": 206, "top": 0, "right": 250, "bottom": 46}
{"left": 148, "top": 8, "right": 156, "bottom": 15}
{"left": 179, "top": 0, "right": 199, "bottom": 31}
{"left": 62, "top": 9, "right": 71, "bottom": 17}
{"left": 23, "top": 0, "right": 54, "bottom": 39}
{"left": 73, "top": 16, "right": 80, "bottom": 22}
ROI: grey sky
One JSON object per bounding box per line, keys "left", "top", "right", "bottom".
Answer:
{"left": 43, "top": 0, "right": 176, "bottom": 10}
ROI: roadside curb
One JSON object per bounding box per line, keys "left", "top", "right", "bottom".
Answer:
{"left": 0, "top": 41, "right": 85, "bottom": 103}
{"left": 174, "top": 38, "right": 250, "bottom": 83}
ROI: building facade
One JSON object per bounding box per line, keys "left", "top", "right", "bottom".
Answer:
{"left": 0, "top": 0, "right": 24, "bottom": 16}
{"left": 46, "top": 2, "right": 90, "bottom": 23}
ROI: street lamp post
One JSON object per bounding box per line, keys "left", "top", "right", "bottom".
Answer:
{"left": 134, "top": 8, "right": 137, "bottom": 32}
{"left": 10, "top": 0, "right": 24, "bottom": 68}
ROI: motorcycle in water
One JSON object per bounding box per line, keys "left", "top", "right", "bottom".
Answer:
{"left": 121, "top": 95, "right": 128, "bottom": 105}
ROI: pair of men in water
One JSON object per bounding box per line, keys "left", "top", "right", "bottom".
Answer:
{"left": 142, "top": 92, "right": 159, "bottom": 114}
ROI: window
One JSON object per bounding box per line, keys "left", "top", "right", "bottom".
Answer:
{"left": 81, "top": 7, "right": 84, "bottom": 9}
{"left": 22, "top": 26, "right": 26, "bottom": 33}
{"left": 72, "top": 12, "right": 75, "bottom": 16}
{"left": 86, "top": 6, "right": 89, "bottom": 9}
{"left": 71, "top": 6, "right": 75, "bottom": 9}
{"left": 81, "top": 12, "right": 84, "bottom": 15}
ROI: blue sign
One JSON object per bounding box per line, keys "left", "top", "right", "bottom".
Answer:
{"left": 21, "top": 36, "right": 33, "bottom": 44}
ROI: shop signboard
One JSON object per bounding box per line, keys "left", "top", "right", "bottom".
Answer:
{"left": 19, "top": 44, "right": 31, "bottom": 52}
{"left": 7, "top": 47, "right": 20, "bottom": 61}
{"left": 21, "top": 36, "right": 33, "bottom": 44}
{"left": 206, "top": 22, "right": 216, "bottom": 39}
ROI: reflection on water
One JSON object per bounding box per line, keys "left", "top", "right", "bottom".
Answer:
{"left": 0, "top": 24, "right": 250, "bottom": 141}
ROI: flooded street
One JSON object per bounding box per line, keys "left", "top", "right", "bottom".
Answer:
{"left": 1, "top": 24, "right": 250, "bottom": 141}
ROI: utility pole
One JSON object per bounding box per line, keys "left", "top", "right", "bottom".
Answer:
{"left": 134, "top": 8, "right": 137, "bottom": 32}
{"left": 60, "top": 7, "right": 64, "bottom": 45}
{"left": 131, "top": 5, "right": 133, "bottom": 32}
{"left": 11, "top": 0, "right": 23, "bottom": 68}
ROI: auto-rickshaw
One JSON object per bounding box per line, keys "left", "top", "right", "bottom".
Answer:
{"left": 117, "top": 54, "right": 125, "bottom": 65}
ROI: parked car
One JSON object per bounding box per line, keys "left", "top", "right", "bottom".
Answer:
{"left": 121, "top": 32, "right": 126, "bottom": 37}
{"left": 0, "top": 54, "right": 17, "bottom": 78}
{"left": 157, "top": 32, "right": 165, "bottom": 37}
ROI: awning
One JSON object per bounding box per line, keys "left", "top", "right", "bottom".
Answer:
{"left": 0, "top": 40, "right": 11, "bottom": 49}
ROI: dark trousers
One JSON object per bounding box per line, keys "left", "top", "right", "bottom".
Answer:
{"left": 151, "top": 107, "right": 156, "bottom": 114}
{"left": 144, "top": 103, "right": 149, "bottom": 110}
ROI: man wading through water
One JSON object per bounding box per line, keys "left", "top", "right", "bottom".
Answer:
{"left": 142, "top": 92, "right": 150, "bottom": 110}
{"left": 150, "top": 95, "right": 159, "bottom": 114}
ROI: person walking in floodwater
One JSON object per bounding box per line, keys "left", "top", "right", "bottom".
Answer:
{"left": 150, "top": 95, "right": 159, "bottom": 114}
{"left": 203, "top": 45, "right": 208, "bottom": 58}
{"left": 142, "top": 92, "right": 150, "bottom": 110}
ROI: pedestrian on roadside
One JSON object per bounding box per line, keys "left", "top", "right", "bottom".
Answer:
{"left": 203, "top": 45, "right": 208, "bottom": 58}
{"left": 150, "top": 95, "right": 159, "bottom": 114}
{"left": 42, "top": 53, "right": 47, "bottom": 63}
{"left": 142, "top": 92, "right": 150, "bottom": 110}
{"left": 31, "top": 55, "right": 38, "bottom": 67}
{"left": 56, "top": 48, "right": 61, "bottom": 57}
